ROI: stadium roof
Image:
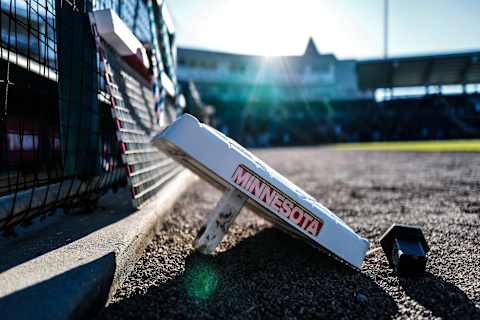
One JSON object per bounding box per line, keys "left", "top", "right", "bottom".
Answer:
{"left": 177, "top": 38, "right": 334, "bottom": 64}
{"left": 357, "top": 51, "right": 480, "bottom": 90}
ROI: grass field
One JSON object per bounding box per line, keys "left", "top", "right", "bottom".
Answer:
{"left": 333, "top": 139, "right": 480, "bottom": 152}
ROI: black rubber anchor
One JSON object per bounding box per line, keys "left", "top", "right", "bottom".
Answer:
{"left": 380, "top": 224, "right": 430, "bottom": 275}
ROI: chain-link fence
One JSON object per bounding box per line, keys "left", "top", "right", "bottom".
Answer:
{"left": 0, "top": 0, "right": 180, "bottom": 236}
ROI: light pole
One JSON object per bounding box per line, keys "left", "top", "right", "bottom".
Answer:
{"left": 383, "top": 0, "right": 390, "bottom": 99}
{"left": 384, "top": 0, "right": 389, "bottom": 59}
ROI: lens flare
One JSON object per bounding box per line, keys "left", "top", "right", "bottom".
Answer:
{"left": 183, "top": 263, "right": 219, "bottom": 300}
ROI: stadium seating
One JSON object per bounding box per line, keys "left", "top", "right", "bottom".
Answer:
{"left": 202, "top": 93, "right": 480, "bottom": 147}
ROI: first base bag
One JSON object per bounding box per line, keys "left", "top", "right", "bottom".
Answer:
{"left": 153, "top": 114, "right": 369, "bottom": 269}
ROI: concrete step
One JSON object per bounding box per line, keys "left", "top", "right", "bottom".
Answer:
{"left": 0, "top": 170, "right": 196, "bottom": 320}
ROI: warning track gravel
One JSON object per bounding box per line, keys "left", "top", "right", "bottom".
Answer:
{"left": 100, "top": 148, "right": 480, "bottom": 319}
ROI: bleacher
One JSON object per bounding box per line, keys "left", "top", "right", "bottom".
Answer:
{"left": 203, "top": 93, "right": 480, "bottom": 147}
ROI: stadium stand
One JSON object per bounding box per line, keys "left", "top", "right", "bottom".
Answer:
{"left": 202, "top": 93, "right": 480, "bottom": 147}
{"left": 186, "top": 51, "right": 480, "bottom": 147}
{"left": 357, "top": 52, "right": 480, "bottom": 90}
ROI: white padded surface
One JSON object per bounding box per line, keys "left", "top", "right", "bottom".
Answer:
{"left": 93, "top": 9, "right": 142, "bottom": 56}
{"left": 153, "top": 114, "right": 369, "bottom": 268}
{"left": 93, "top": 9, "right": 149, "bottom": 68}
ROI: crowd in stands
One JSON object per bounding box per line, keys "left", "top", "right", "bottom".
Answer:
{"left": 205, "top": 93, "right": 480, "bottom": 147}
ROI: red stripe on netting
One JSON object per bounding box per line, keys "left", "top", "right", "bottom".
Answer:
{"left": 120, "top": 142, "right": 126, "bottom": 153}
{"left": 89, "top": 18, "right": 119, "bottom": 111}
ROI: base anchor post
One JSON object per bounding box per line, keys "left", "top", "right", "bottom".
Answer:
{"left": 194, "top": 187, "right": 247, "bottom": 254}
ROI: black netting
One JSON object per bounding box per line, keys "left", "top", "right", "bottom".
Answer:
{"left": 0, "top": 0, "right": 179, "bottom": 236}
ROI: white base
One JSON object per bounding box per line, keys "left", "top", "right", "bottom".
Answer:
{"left": 153, "top": 114, "right": 369, "bottom": 269}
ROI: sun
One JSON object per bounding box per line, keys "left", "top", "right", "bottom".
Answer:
{"left": 214, "top": 0, "right": 315, "bottom": 57}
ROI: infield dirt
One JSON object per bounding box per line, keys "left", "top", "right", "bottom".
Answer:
{"left": 100, "top": 148, "right": 480, "bottom": 319}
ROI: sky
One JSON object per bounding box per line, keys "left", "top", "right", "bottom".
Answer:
{"left": 165, "top": 0, "right": 480, "bottom": 60}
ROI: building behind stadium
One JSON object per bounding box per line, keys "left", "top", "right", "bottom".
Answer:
{"left": 177, "top": 38, "right": 371, "bottom": 103}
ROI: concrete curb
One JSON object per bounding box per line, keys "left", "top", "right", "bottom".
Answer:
{"left": 0, "top": 170, "right": 197, "bottom": 320}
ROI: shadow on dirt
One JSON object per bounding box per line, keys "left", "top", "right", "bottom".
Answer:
{"left": 101, "top": 228, "right": 398, "bottom": 319}
{"left": 399, "top": 272, "right": 480, "bottom": 319}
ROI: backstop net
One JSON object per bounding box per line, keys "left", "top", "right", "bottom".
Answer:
{"left": 0, "top": 0, "right": 180, "bottom": 235}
